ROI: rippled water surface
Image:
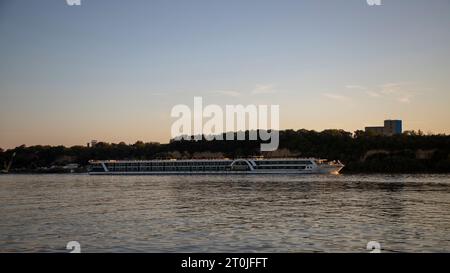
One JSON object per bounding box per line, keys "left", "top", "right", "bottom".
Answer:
{"left": 1, "top": 174, "right": 450, "bottom": 252}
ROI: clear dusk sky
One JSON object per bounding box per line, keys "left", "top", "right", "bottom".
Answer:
{"left": 0, "top": 0, "right": 449, "bottom": 149}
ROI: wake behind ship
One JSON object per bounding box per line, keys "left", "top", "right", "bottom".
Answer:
{"left": 88, "top": 158, "right": 344, "bottom": 175}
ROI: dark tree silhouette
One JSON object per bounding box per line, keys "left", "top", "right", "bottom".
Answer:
{"left": 1, "top": 129, "right": 449, "bottom": 173}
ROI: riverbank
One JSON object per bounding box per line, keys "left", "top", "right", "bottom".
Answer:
{"left": 1, "top": 129, "right": 450, "bottom": 174}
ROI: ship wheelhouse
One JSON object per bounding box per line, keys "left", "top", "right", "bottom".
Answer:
{"left": 249, "top": 159, "right": 315, "bottom": 171}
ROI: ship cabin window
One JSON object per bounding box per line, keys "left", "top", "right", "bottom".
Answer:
{"left": 254, "top": 160, "right": 313, "bottom": 165}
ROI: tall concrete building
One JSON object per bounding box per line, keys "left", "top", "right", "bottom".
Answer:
{"left": 383, "top": 120, "right": 402, "bottom": 135}
{"left": 365, "top": 120, "right": 402, "bottom": 136}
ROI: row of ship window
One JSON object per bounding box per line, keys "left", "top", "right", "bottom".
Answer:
{"left": 105, "top": 162, "right": 231, "bottom": 167}
{"left": 92, "top": 166, "right": 308, "bottom": 171}
{"left": 101, "top": 161, "right": 313, "bottom": 168}
{"left": 254, "top": 161, "right": 313, "bottom": 165}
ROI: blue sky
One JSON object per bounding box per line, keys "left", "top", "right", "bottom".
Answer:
{"left": 0, "top": 0, "right": 449, "bottom": 148}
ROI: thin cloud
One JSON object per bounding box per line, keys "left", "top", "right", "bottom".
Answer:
{"left": 380, "top": 82, "right": 416, "bottom": 103}
{"left": 380, "top": 82, "right": 411, "bottom": 94}
{"left": 252, "top": 84, "right": 275, "bottom": 95}
{"left": 366, "top": 90, "right": 381, "bottom": 97}
{"left": 398, "top": 96, "right": 411, "bottom": 103}
{"left": 347, "top": 82, "right": 417, "bottom": 103}
{"left": 212, "top": 84, "right": 276, "bottom": 97}
{"left": 345, "top": 85, "right": 367, "bottom": 91}
{"left": 323, "top": 93, "right": 350, "bottom": 101}
{"left": 213, "top": 90, "right": 242, "bottom": 97}
{"left": 346, "top": 84, "right": 381, "bottom": 98}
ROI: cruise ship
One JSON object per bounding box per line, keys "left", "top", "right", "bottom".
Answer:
{"left": 88, "top": 158, "right": 344, "bottom": 175}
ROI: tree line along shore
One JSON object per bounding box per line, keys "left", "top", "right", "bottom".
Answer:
{"left": 1, "top": 129, "right": 450, "bottom": 174}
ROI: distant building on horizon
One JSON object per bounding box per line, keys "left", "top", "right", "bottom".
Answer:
{"left": 87, "top": 140, "right": 98, "bottom": 148}
{"left": 365, "top": 120, "right": 402, "bottom": 136}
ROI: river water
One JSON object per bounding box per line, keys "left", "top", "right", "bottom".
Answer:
{"left": 0, "top": 174, "right": 449, "bottom": 252}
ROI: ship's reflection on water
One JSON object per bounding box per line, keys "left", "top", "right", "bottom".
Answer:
{"left": 0, "top": 174, "right": 449, "bottom": 252}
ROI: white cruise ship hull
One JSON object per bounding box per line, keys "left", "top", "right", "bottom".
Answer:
{"left": 88, "top": 158, "right": 344, "bottom": 175}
